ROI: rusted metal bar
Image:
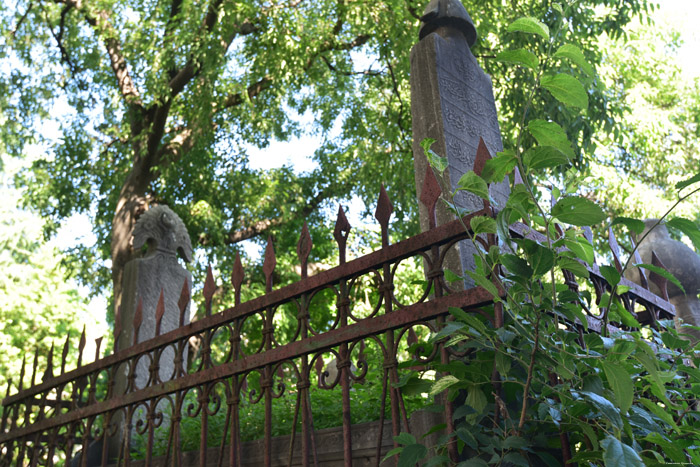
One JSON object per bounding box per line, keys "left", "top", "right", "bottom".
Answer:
{"left": 3, "top": 208, "right": 492, "bottom": 408}
{"left": 0, "top": 287, "right": 494, "bottom": 444}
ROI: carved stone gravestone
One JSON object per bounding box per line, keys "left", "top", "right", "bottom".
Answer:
{"left": 110, "top": 204, "right": 193, "bottom": 460}
{"left": 411, "top": 0, "right": 509, "bottom": 285}
{"left": 626, "top": 219, "right": 700, "bottom": 343}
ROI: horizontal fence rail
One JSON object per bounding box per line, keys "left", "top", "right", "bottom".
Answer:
{"left": 0, "top": 150, "right": 676, "bottom": 467}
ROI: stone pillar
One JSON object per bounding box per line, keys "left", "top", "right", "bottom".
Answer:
{"left": 110, "top": 204, "right": 193, "bottom": 460}
{"left": 410, "top": 0, "right": 509, "bottom": 285}
{"left": 626, "top": 219, "right": 700, "bottom": 343}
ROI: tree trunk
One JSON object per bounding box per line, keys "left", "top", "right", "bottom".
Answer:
{"left": 111, "top": 156, "right": 152, "bottom": 320}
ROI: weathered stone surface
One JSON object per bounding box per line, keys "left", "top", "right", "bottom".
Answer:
{"left": 411, "top": 1, "right": 508, "bottom": 285}
{"left": 109, "top": 205, "right": 193, "bottom": 461}
{"left": 626, "top": 219, "right": 700, "bottom": 342}
{"left": 116, "top": 205, "right": 193, "bottom": 388}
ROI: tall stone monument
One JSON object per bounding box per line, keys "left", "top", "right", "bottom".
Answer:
{"left": 411, "top": 0, "right": 509, "bottom": 283}
{"left": 117, "top": 204, "right": 193, "bottom": 386}
{"left": 109, "top": 205, "right": 193, "bottom": 461}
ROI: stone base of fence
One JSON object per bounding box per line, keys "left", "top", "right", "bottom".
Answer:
{"left": 112, "top": 409, "right": 443, "bottom": 466}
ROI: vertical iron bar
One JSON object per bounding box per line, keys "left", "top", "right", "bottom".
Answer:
{"left": 374, "top": 368, "right": 390, "bottom": 467}
{"left": 263, "top": 237, "right": 276, "bottom": 467}
{"left": 339, "top": 279, "right": 353, "bottom": 466}
{"left": 199, "top": 386, "right": 209, "bottom": 467}
{"left": 145, "top": 400, "right": 155, "bottom": 467}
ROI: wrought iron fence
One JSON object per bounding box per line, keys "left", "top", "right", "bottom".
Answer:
{"left": 0, "top": 152, "right": 676, "bottom": 467}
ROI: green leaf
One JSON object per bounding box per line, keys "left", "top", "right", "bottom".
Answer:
{"left": 503, "top": 436, "right": 528, "bottom": 450}
{"left": 599, "top": 265, "right": 621, "bottom": 287}
{"left": 601, "top": 436, "right": 643, "bottom": 467}
{"left": 540, "top": 73, "right": 589, "bottom": 110}
{"left": 466, "top": 270, "right": 501, "bottom": 299}
{"left": 443, "top": 269, "right": 463, "bottom": 283}
{"left": 430, "top": 375, "right": 459, "bottom": 396}
{"left": 496, "top": 48, "right": 539, "bottom": 69}
{"left": 553, "top": 44, "right": 594, "bottom": 75}
{"left": 551, "top": 197, "right": 606, "bottom": 226}
{"left": 422, "top": 138, "right": 448, "bottom": 173}
{"left": 455, "top": 427, "right": 478, "bottom": 449}
{"left": 527, "top": 120, "right": 574, "bottom": 158}
{"left": 470, "top": 216, "right": 497, "bottom": 235}
{"left": 666, "top": 218, "right": 700, "bottom": 251}
{"left": 634, "top": 263, "right": 684, "bottom": 293}
{"left": 501, "top": 253, "right": 533, "bottom": 279}
{"left": 481, "top": 150, "right": 517, "bottom": 183}
{"left": 466, "top": 385, "right": 487, "bottom": 419}
{"left": 507, "top": 17, "right": 550, "bottom": 40}
{"left": 675, "top": 171, "right": 700, "bottom": 190}
{"left": 579, "top": 391, "right": 622, "bottom": 429}
{"left": 398, "top": 443, "right": 427, "bottom": 467}
{"left": 458, "top": 171, "right": 489, "bottom": 199}
{"left": 639, "top": 398, "right": 680, "bottom": 432}
{"left": 502, "top": 452, "right": 529, "bottom": 467}
{"left": 495, "top": 350, "right": 511, "bottom": 376}
{"left": 564, "top": 238, "right": 594, "bottom": 265}
{"left": 601, "top": 361, "right": 633, "bottom": 414}
{"left": 381, "top": 447, "right": 403, "bottom": 464}
{"left": 558, "top": 257, "right": 589, "bottom": 278}
{"left": 611, "top": 216, "right": 645, "bottom": 235}
{"left": 523, "top": 146, "right": 570, "bottom": 170}
{"left": 394, "top": 432, "right": 416, "bottom": 445}
{"left": 552, "top": 3, "right": 564, "bottom": 14}
{"left": 513, "top": 238, "right": 554, "bottom": 275}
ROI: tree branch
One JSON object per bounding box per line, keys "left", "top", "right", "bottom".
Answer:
{"left": 222, "top": 77, "right": 274, "bottom": 109}
{"left": 42, "top": 3, "right": 77, "bottom": 73}
{"left": 11, "top": 2, "right": 34, "bottom": 38}
{"left": 201, "top": 188, "right": 332, "bottom": 246}
{"left": 54, "top": 0, "right": 143, "bottom": 108}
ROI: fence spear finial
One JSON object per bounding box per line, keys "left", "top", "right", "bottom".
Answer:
{"left": 203, "top": 264, "right": 216, "bottom": 316}
{"left": 334, "top": 205, "right": 351, "bottom": 265}
{"left": 375, "top": 184, "right": 394, "bottom": 247}
{"left": 31, "top": 347, "right": 38, "bottom": 386}
{"left": 155, "top": 288, "right": 166, "bottom": 335}
{"left": 263, "top": 237, "right": 277, "bottom": 292}
{"left": 43, "top": 342, "right": 54, "bottom": 382}
{"left": 61, "top": 332, "right": 71, "bottom": 375}
{"left": 95, "top": 336, "right": 103, "bottom": 362}
{"left": 78, "top": 326, "right": 86, "bottom": 368}
{"left": 231, "top": 252, "right": 244, "bottom": 306}
{"left": 18, "top": 357, "right": 26, "bottom": 391}
{"left": 420, "top": 165, "right": 441, "bottom": 229}
{"left": 178, "top": 277, "right": 190, "bottom": 326}
{"left": 297, "top": 222, "right": 313, "bottom": 279}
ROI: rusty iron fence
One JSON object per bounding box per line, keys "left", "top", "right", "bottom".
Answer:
{"left": 0, "top": 149, "right": 676, "bottom": 467}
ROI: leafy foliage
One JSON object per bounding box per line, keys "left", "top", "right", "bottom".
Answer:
{"left": 389, "top": 3, "right": 700, "bottom": 465}
{"left": 0, "top": 158, "right": 89, "bottom": 391}
{"left": 0, "top": 0, "right": 655, "bottom": 321}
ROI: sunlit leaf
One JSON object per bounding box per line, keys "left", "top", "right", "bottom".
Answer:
{"left": 458, "top": 171, "right": 489, "bottom": 199}
{"left": 551, "top": 197, "right": 606, "bottom": 226}
{"left": 527, "top": 120, "right": 574, "bottom": 157}
{"left": 675, "top": 172, "right": 700, "bottom": 191}
{"left": 496, "top": 48, "right": 539, "bottom": 69}
{"left": 541, "top": 73, "right": 589, "bottom": 110}
{"left": 554, "top": 44, "right": 594, "bottom": 75}
{"left": 507, "top": 17, "right": 550, "bottom": 40}
{"left": 523, "top": 146, "right": 570, "bottom": 170}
